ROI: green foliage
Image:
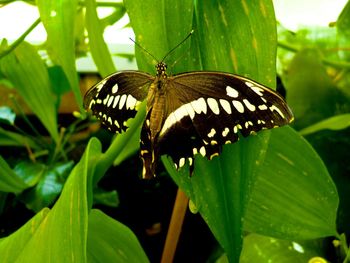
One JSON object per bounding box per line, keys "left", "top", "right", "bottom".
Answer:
{"left": 0, "top": 0, "right": 349, "bottom": 262}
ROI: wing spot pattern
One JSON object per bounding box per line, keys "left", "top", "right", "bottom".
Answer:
{"left": 226, "top": 85, "right": 239, "bottom": 98}
{"left": 207, "top": 98, "right": 220, "bottom": 114}
{"left": 243, "top": 99, "right": 256, "bottom": 111}
{"left": 232, "top": 100, "right": 244, "bottom": 113}
{"left": 219, "top": 99, "right": 232, "bottom": 114}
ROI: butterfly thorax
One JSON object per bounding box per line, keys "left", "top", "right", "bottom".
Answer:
{"left": 147, "top": 62, "right": 169, "bottom": 142}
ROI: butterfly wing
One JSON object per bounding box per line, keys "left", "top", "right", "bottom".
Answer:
{"left": 157, "top": 72, "right": 294, "bottom": 171}
{"left": 84, "top": 71, "right": 154, "bottom": 133}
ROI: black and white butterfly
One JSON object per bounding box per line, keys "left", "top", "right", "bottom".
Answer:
{"left": 84, "top": 39, "right": 294, "bottom": 179}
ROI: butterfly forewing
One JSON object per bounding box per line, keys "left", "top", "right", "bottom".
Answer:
{"left": 84, "top": 71, "right": 154, "bottom": 133}
{"left": 156, "top": 72, "right": 293, "bottom": 171}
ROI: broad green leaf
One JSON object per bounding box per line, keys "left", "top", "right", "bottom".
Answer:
{"left": 0, "top": 208, "right": 49, "bottom": 261}
{"left": 0, "top": 42, "right": 58, "bottom": 142}
{"left": 299, "top": 114, "right": 350, "bottom": 136}
{"left": 240, "top": 234, "right": 326, "bottom": 263}
{"left": 37, "top": 0, "right": 83, "bottom": 112}
{"left": 245, "top": 126, "right": 338, "bottom": 239}
{"left": 0, "top": 155, "right": 28, "bottom": 193}
{"left": 0, "top": 138, "right": 101, "bottom": 262}
{"left": 87, "top": 209, "right": 149, "bottom": 263}
{"left": 126, "top": 0, "right": 277, "bottom": 261}
{"left": 0, "top": 106, "right": 15, "bottom": 125}
{"left": 85, "top": 0, "right": 116, "bottom": 77}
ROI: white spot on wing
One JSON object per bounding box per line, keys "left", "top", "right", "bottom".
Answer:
{"left": 199, "top": 146, "right": 206, "bottom": 156}
{"left": 222, "top": 127, "right": 229, "bottom": 137}
{"left": 112, "top": 83, "right": 118, "bottom": 94}
{"left": 96, "top": 79, "right": 107, "bottom": 92}
{"left": 258, "top": 104, "right": 268, "bottom": 110}
{"left": 232, "top": 100, "right": 244, "bottom": 113}
{"left": 191, "top": 98, "right": 207, "bottom": 114}
{"left": 113, "top": 95, "right": 120, "bottom": 108}
{"left": 118, "top": 94, "right": 127, "bottom": 109}
{"left": 179, "top": 158, "right": 186, "bottom": 168}
{"left": 226, "top": 86, "right": 239, "bottom": 98}
{"left": 208, "top": 128, "right": 216, "bottom": 138}
{"left": 243, "top": 99, "right": 256, "bottom": 111}
{"left": 188, "top": 158, "right": 193, "bottom": 166}
{"left": 219, "top": 99, "right": 232, "bottom": 114}
{"left": 107, "top": 96, "right": 114, "bottom": 107}
{"left": 126, "top": 95, "right": 137, "bottom": 110}
{"left": 251, "top": 85, "right": 264, "bottom": 96}
{"left": 270, "top": 105, "right": 285, "bottom": 118}
{"left": 103, "top": 94, "right": 110, "bottom": 105}
{"left": 160, "top": 113, "right": 177, "bottom": 135}
{"left": 173, "top": 105, "right": 188, "bottom": 121}
{"left": 207, "top": 98, "right": 220, "bottom": 114}
{"left": 114, "top": 120, "right": 120, "bottom": 128}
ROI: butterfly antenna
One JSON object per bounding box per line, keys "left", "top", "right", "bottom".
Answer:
{"left": 161, "top": 29, "right": 194, "bottom": 62}
{"left": 130, "top": 38, "right": 159, "bottom": 62}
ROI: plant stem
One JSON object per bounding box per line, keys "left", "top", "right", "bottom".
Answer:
{"left": 0, "top": 18, "right": 41, "bottom": 59}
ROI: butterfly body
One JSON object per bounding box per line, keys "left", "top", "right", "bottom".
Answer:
{"left": 84, "top": 62, "right": 294, "bottom": 179}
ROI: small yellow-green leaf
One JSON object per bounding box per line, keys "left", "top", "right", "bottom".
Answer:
{"left": 299, "top": 114, "right": 350, "bottom": 136}
{"left": 0, "top": 155, "right": 28, "bottom": 193}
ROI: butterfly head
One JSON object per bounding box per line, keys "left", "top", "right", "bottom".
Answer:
{"left": 156, "top": 62, "right": 167, "bottom": 78}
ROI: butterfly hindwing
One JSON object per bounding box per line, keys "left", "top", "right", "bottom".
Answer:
{"left": 84, "top": 71, "right": 154, "bottom": 133}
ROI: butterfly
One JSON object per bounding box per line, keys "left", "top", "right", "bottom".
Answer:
{"left": 84, "top": 36, "right": 294, "bottom": 179}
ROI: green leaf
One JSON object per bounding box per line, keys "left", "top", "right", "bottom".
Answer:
{"left": 19, "top": 161, "right": 74, "bottom": 212}
{"left": 240, "top": 233, "right": 327, "bottom": 263}
{"left": 0, "top": 106, "right": 15, "bottom": 125}
{"left": 299, "top": 113, "right": 350, "bottom": 136}
{"left": 14, "top": 161, "right": 46, "bottom": 187}
{"left": 126, "top": 0, "right": 277, "bottom": 261}
{"left": 87, "top": 209, "right": 149, "bottom": 262}
{"left": 37, "top": 0, "right": 83, "bottom": 113}
{"left": 113, "top": 124, "right": 141, "bottom": 166}
{"left": 0, "top": 155, "right": 28, "bottom": 193}
{"left": 0, "top": 42, "right": 59, "bottom": 142}
{"left": 93, "top": 188, "right": 119, "bottom": 207}
{"left": 337, "top": 0, "right": 350, "bottom": 39}
{"left": 85, "top": 0, "right": 116, "bottom": 77}
{"left": 244, "top": 126, "right": 338, "bottom": 239}
{"left": 0, "top": 138, "right": 101, "bottom": 262}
